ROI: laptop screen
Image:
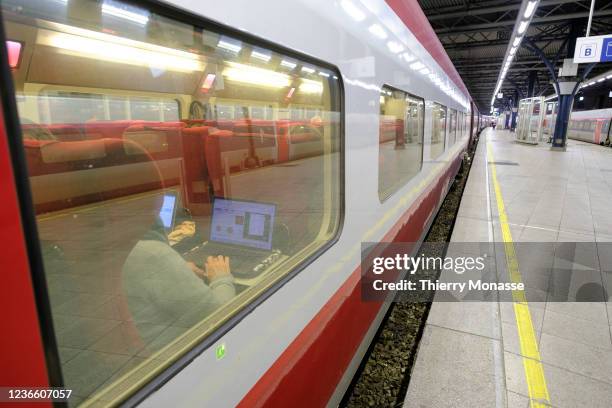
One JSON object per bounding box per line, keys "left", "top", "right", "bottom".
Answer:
{"left": 210, "top": 198, "right": 276, "bottom": 250}
{"left": 159, "top": 193, "right": 178, "bottom": 230}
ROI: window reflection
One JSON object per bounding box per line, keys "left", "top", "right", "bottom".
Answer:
{"left": 378, "top": 86, "right": 424, "bottom": 201}
{"left": 2, "top": 0, "right": 341, "bottom": 405}
{"left": 430, "top": 102, "right": 447, "bottom": 159}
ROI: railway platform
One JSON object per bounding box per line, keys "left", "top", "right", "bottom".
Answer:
{"left": 404, "top": 128, "right": 612, "bottom": 408}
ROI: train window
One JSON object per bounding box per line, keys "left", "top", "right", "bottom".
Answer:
{"left": 2, "top": 0, "right": 342, "bottom": 406}
{"left": 449, "top": 109, "right": 457, "bottom": 146}
{"left": 430, "top": 102, "right": 447, "bottom": 159}
{"left": 378, "top": 85, "right": 424, "bottom": 201}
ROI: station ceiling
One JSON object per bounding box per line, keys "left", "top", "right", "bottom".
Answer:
{"left": 418, "top": 0, "right": 612, "bottom": 112}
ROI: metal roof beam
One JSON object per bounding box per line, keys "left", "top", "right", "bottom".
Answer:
{"left": 427, "top": 0, "right": 582, "bottom": 21}
{"left": 435, "top": 9, "right": 612, "bottom": 34}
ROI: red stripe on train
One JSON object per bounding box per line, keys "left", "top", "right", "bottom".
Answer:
{"left": 0, "top": 106, "right": 52, "bottom": 405}
{"left": 386, "top": 0, "right": 470, "bottom": 99}
{"left": 238, "top": 153, "right": 463, "bottom": 407}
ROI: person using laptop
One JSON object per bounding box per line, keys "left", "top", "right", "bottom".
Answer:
{"left": 122, "top": 195, "right": 236, "bottom": 339}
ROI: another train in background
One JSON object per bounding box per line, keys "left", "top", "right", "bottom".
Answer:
{"left": 542, "top": 105, "right": 612, "bottom": 145}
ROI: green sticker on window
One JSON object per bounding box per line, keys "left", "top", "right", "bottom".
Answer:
{"left": 215, "top": 343, "right": 226, "bottom": 360}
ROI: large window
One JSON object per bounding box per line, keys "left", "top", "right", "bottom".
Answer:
{"left": 378, "top": 86, "right": 424, "bottom": 201}
{"left": 430, "top": 102, "right": 447, "bottom": 159}
{"left": 2, "top": 0, "right": 342, "bottom": 406}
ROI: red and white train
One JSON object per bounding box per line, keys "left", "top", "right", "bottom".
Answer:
{"left": 0, "top": 0, "right": 482, "bottom": 407}
{"left": 543, "top": 105, "right": 612, "bottom": 145}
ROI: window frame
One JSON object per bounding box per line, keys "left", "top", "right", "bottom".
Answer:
{"left": 0, "top": 0, "right": 346, "bottom": 405}
{"left": 377, "top": 84, "right": 425, "bottom": 202}
{"left": 430, "top": 101, "right": 447, "bottom": 158}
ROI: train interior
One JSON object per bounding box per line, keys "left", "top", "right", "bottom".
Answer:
{"left": 3, "top": 0, "right": 343, "bottom": 404}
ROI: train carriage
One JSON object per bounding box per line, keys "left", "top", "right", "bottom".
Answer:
{"left": 0, "top": 0, "right": 479, "bottom": 407}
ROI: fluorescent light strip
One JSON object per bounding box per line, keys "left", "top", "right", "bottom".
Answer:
{"left": 218, "top": 39, "right": 242, "bottom": 53}
{"left": 40, "top": 30, "right": 203, "bottom": 72}
{"left": 102, "top": 2, "right": 149, "bottom": 25}
{"left": 280, "top": 59, "right": 296, "bottom": 69}
{"left": 524, "top": 1, "right": 537, "bottom": 18}
{"left": 251, "top": 50, "right": 271, "bottom": 62}
{"left": 223, "top": 62, "right": 290, "bottom": 88}
{"left": 299, "top": 79, "right": 323, "bottom": 94}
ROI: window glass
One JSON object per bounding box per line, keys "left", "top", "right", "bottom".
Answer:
{"left": 2, "top": 0, "right": 341, "bottom": 405}
{"left": 378, "top": 86, "right": 424, "bottom": 201}
{"left": 430, "top": 102, "right": 447, "bottom": 159}
{"left": 449, "top": 108, "right": 457, "bottom": 146}
{"left": 42, "top": 91, "right": 106, "bottom": 124}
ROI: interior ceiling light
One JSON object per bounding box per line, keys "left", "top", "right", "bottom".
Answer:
{"left": 299, "top": 79, "right": 324, "bottom": 94}
{"left": 517, "top": 21, "right": 528, "bottom": 35}
{"left": 102, "top": 1, "right": 149, "bottom": 25}
{"left": 218, "top": 38, "right": 242, "bottom": 53}
{"left": 513, "top": 37, "right": 522, "bottom": 47}
{"left": 280, "top": 59, "right": 296, "bottom": 70}
{"left": 251, "top": 49, "right": 271, "bottom": 62}
{"left": 224, "top": 62, "right": 291, "bottom": 88}
{"left": 38, "top": 28, "right": 204, "bottom": 72}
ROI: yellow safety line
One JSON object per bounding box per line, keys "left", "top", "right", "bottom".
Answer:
{"left": 486, "top": 142, "right": 551, "bottom": 408}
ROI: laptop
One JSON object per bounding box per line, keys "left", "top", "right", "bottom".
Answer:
{"left": 183, "top": 197, "right": 278, "bottom": 278}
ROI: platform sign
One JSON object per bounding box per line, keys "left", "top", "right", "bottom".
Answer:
{"left": 573, "top": 34, "right": 612, "bottom": 63}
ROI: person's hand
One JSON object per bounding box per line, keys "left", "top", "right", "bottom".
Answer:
{"left": 205, "top": 255, "right": 231, "bottom": 282}
{"left": 186, "top": 261, "right": 206, "bottom": 280}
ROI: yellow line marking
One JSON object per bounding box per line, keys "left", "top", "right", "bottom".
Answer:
{"left": 487, "top": 142, "right": 551, "bottom": 407}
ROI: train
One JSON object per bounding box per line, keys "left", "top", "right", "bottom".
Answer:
{"left": 542, "top": 104, "right": 612, "bottom": 145}
{"left": 0, "top": 0, "right": 483, "bottom": 407}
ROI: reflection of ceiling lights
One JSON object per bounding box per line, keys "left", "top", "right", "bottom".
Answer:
{"left": 299, "top": 79, "right": 323, "bottom": 94}
{"left": 280, "top": 59, "right": 296, "bottom": 69}
{"left": 340, "top": 0, "right": 366, "bottom": 22}
{"left": 102, "top": 1, "right": 149, "bottom": 25}
{"left": 402, "top": 52, "right": 415, "bottom": 62}
{"left": 39, "top": 28, "right": 204, "bottom": 72}
{"left": 410, "top": 61, "right": 424, "bottom": 70}
{"left": 217, "top": 38, "right": 242, "bottom": 53}
{"left": 368, "top": 24, "right": 387, "bottom": 39}
{"left": 301, "top": 66, "right": 315, "bottom": 74}
{"left": 251, "top": 49, "right": 271, "bottom": 62}
{"left": 224, "top": 62, "right": 291, "bottom": 88}
{"left": 387, "top": 41, "right": 404, "bottom": 54}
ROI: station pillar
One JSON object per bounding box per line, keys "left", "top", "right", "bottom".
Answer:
{"left": 551, "top": 79, "right": 578, "bottom": 151}
{"left": 510, "top": 92, "right": 518, "bottom": 131}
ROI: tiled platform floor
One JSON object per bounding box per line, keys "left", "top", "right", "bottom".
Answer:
{"left": 404, "top": 129, "right": 612, "bottom": 408}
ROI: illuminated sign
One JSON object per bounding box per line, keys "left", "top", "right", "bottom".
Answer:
{"left": 573, "top": 34, "right": 612, "bottom": 63}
